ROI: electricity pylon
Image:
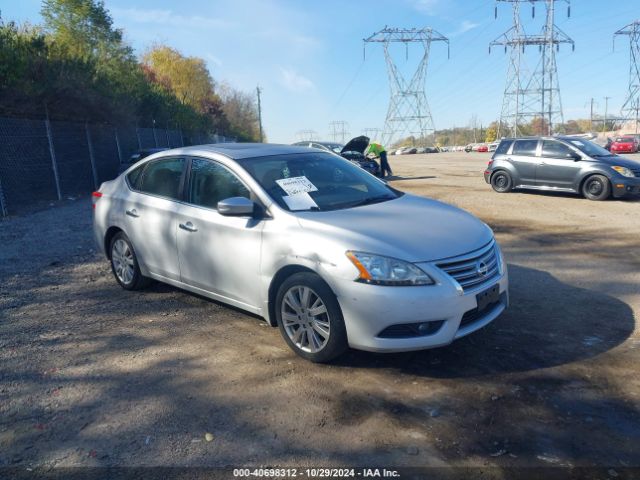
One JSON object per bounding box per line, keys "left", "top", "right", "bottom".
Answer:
{"left": 490, "top": 0, "right": 574, "bottom": 137}
{"left": 363, "top": 127, "right": 383, "bottom": 140}
{"left": 328, "top": 121, "right": 350, "bottom": 143}
{"left": 295, "top": 130, "right": 318, "bottom": 142}
{"left": 364, "top": 27, "right": 449, "bottom": 147}
{"left": 614, "top": 20, "right": 640, "bottom": 134}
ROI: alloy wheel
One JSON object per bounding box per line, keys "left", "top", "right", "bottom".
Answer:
{"left": 112, "top": 238, "right": 135, "bottom": 285}
{"left": 281, "top": 286, "right": 330, "bottom": 353}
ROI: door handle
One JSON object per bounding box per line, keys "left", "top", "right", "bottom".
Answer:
{"left": 179, "top": 222, "right": 198, "bottom": 232}
{"left": 125, "top": 209, "right": 139, "bottom": 218}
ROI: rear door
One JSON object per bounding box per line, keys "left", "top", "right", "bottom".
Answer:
{"left": 175, "top": 157, "right": 265, "bottom": 311}
{"left": 535, "top": 140, "right": 583, "bottom": 190}
{"left": 123, "top": 157, "right": 185, "bottom": 280}
{"left": 509, "top": 139, "right": 539, "bottom": 185}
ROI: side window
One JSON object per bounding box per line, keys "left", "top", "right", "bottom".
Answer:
{"left": 137, "top": 158, "right": 185, "bottom": 200}
{"left": 495, "top": 140, "right": 512, "bottom": 155}
{"left": 127, "top": 164, "right": 145, "bottom": 189}
{"left": 541, "top": 140, "right": 573, "bottom": 158}
{"left": 512, "top": 139, "right": 538, "bottom": 156}
{"left": 188, "top": 158, "right": 250, "bottom": 209}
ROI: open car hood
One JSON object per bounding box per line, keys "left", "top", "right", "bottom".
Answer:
{"left": 341, "top": 135, "right": 370, "bottom": 154}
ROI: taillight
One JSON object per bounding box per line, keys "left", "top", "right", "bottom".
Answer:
{"left": 92, "top": 191, "right": 102, "bottom": 209}
{"left": 487, "top": 160, "right": 494, "bottom": 167}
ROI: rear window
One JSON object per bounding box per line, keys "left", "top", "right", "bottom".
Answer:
{"left": 495, "top": 140, "right": 513, "bottom": 155}
{"left": 512, "top": 139, "right": 538, "bottom": 156}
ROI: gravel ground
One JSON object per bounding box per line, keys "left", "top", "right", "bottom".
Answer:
{"left": 1, "top": 152, "right": 639, "bottom": 474}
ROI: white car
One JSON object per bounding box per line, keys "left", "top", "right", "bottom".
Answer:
{"left": 93, "top": 144, "right": 509, "bottom": 362}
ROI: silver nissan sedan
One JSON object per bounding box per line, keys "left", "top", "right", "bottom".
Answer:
{"left": 93, "top": 144, "right": 509, "bottom": 362}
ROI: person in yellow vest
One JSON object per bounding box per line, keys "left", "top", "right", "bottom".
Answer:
{"left": 365, "top": 141, "right": 392, "bottom": 178}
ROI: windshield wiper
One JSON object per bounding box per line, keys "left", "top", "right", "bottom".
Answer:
{"left": 343, "top": 195, "right": 396, "bottom": 208}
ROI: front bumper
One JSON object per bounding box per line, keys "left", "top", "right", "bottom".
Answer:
{"left": 612, "top": 176, "right": 640, "bottom": 197}
{"left": 330, "top": 267, "right": 509, "bottom": 353}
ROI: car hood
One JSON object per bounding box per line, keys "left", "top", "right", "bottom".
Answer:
{"left": 341, "top": 135, "right": 370, "bottom": 154}
{"left": 295, "top": 194, "right": 494, "bottom": 263}
{"left": 594, "top": 155, "right": 640, "bottom": 168}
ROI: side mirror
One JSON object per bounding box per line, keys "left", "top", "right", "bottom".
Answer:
{"left": 217, "top": 197, "right": 255, "bottom": 216}
{"left": 566, "top": 152, "right": 581, "bottom": 161}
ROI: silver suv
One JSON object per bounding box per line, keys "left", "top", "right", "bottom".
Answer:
{"left": 484, "top": 136, "right": 640, "bottom": 200}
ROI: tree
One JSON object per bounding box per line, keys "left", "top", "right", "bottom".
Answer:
{"left": 485, "top": 122, "right": 498, "bottom": 143}
{"left": 219, "top": 82, "right": 260, "bottom": 141}
{"left": 143, "top": 45, "right": 216, "bottom": 113}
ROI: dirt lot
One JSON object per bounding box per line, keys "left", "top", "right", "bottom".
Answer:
{"left": 1, "top": 152, "right": 639, "bottom": 474}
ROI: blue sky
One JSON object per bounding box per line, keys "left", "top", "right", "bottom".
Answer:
{"left": 2, "top": 0, "right": 639, "bottom": 143}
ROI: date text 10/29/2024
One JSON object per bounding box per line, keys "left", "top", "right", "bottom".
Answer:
{"left": 233, "top": 468, "right": 401, "bottom": 478}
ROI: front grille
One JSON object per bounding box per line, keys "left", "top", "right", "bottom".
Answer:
{"left": 436, "top": 241, "right": 500, "bottom": 292}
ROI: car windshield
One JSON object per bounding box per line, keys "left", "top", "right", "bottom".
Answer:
{"left": 238, "top": 152, "right": 400, "bottom": 212}
{"left": 615, "top": 137, "right": 633, "bottom": 143}
{"left": 567, "top": 139, "right": 614, "bottom": 157}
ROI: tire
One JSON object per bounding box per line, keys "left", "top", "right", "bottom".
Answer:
{"left": 109, "top": 231, "right": 152, "bottom": 290}
{"left": 490, "top": 170, "right": 513, "bottom": 193}
{"left": 581, "top": 175, "right": 610, "bottom": 201}
{"left": 275, "top": 272, "right": 348, "bottom": 363}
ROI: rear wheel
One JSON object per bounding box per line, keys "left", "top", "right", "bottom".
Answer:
{"left": 276, "top": 272, "right": 348, "bottom": 363}
{"left": 490, "top": 171, "right": 513, "bottom": 193}
{"left": 110, "top": 232, "right": 152, "bottom": 290}
{"left": 581, "top": 175, "right": 610, "bottom": 201}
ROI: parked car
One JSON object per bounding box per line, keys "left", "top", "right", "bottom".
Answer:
{"left": 415, "top": 147, "right": 427, "bottom": 154}
{"left": 464, "top": 144, "right": 474, "bottom": 152}
{"left": 477, "top": 144, "right": 489, "bottom": 153}
{"left": 610, "top": 136, "right": 639, "bottom": 154}
{"left": 425, "top": 146, "right": 439, "bottom": 154}
{"left": 118, "top": 148, "right": 169, "bottom": 174}
{"left": 95, "top": 144, "right": 509, "bottom": 362}
{"left": 485, "top": 136, "right": 640, "bottom": 200}
{"left": 293, "top": 137, "right": 379, "bottom": 176}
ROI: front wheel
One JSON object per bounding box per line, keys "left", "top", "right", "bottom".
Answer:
{"left": 276, "top": 272, "right": 348, "bottom": 363}
{"left": 490, "top": 170, "right": 513, "bottom": 193}
{"left": 581, "top": 175, "right": 610, "bottom": 201}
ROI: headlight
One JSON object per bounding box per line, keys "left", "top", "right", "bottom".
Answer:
{"left": 611, "top": 166, "right": 634, "bottom": 177}
{"left": 346, "top": 251, "right": 435, "bottom": 286}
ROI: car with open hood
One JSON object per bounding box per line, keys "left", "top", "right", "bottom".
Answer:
{"left": 292, "top": 136, "right": 379, "bottom": 176}
{"left": 94, "top": 143, "right": 509, "bottom": 363}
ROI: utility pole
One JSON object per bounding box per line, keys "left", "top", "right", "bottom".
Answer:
{"left": 589, "top": 97, "right": 596, "bottom": 131}
{"left": 364, "top": 27, "right": 449, "bottom": 147}
{"left": 491, "top": 0, "right": 574, "bottom": 137}
{"left": 256, "top": 85, "right": 264, "bottom": 142}
{"left": 603, "top": 96, "right": 612, "bottom": 134}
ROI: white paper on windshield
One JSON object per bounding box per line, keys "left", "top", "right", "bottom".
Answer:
{"left": 282, "top": 192, "right": 318, "bottom": 211}
{"left": 275, "top": 176, "right": 318, "bottom": 196}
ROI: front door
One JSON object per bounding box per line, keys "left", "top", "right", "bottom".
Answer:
{"left": 535, "top": 139, "right": 583, "bottom": 189}
{"left": 176, "top": 157, "right": 265, "bottom": 311}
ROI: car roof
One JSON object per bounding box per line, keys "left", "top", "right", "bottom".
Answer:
{"left": 154, "top": 143, "right": 321, "bottom": 160}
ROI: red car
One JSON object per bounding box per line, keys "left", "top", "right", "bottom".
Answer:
{"left": 610, "top": 136, "right": 639, "bottom": 154}
{"left": 476, "top": 144, "right": 489, "bottom": 152}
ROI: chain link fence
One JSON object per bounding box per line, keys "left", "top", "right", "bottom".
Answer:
{"left": 0, "top": 116, "right": 235, "bottom": 217}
